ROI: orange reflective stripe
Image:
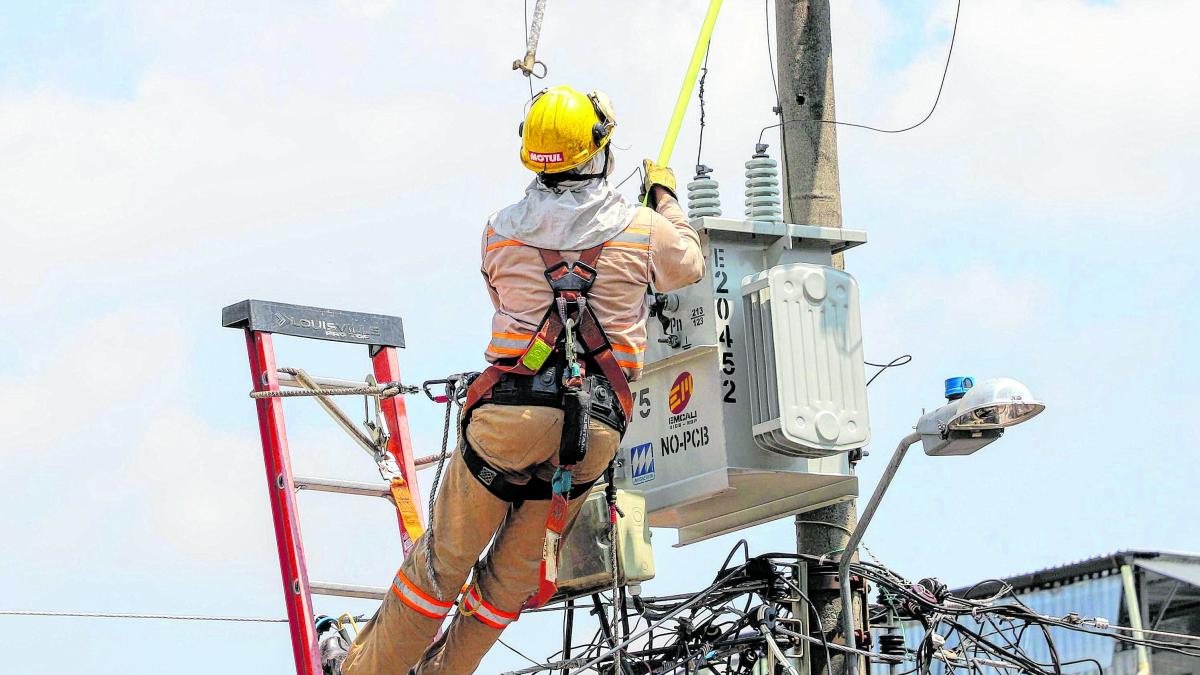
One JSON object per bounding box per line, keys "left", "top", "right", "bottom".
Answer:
{"left": 604, "top": 223, "right": 652, "bottom": 251}
{"left": 487, "top": 346, "right": 526, "bottom": 356}
{"left": 463, "top": 586, "right": 519, "bottom": 629}
{"left": 611, "top": 342, "right": 645, "bottom": 371}
{"left": 391, "top": 569, "right": 452, "bottom": 620}
{"left": 488, "top": 332, "right": 533, "bottom": 355}
{"left": 486, "top": 240, "right": 524, "bottom": 252}
{"left": 611, "top": 343, "right": 645, "bottom": 354}
{"left": 602, "top": 241, "right": 651, "bottom": 251}
{"left": 492, "top": 332, "right": 535, "bottom": 341}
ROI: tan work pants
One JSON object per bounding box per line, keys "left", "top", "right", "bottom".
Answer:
{"left": 342, "top": 403, "right": 620, "bottom": 675}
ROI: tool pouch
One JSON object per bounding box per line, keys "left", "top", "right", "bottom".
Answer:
{"left": 558, "top": 386, "right": 592, "bottom": 467}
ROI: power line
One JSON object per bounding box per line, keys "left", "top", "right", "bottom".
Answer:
{"left": 0, "top": 609, "right": 289, "bottom": 623}
{"left": 695, "top": 44, "right": 712, "bottom": 168}
{"left": 761, "top": 0, "right": 963, "bottom": 143}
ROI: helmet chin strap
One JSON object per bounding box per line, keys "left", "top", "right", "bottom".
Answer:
{"left": 540, "top": 147, "right": 611, "bottom": 188}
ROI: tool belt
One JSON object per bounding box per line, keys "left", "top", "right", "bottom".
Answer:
{"left": 461, "top": 371, "right": 625, "bottom": 504}
{"left": 490, "top": 369, "right": 626, "bottom": 434}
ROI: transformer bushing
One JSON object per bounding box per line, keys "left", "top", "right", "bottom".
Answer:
{"left": 744, "top": 143, "right": 783, "bottom": 224}
{"left": 687, "top": 164, "right": 722, "bottom": 219}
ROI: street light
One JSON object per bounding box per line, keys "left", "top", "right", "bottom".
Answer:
{"left": 838, "top": 377, "right": 1046, "bottom": 675}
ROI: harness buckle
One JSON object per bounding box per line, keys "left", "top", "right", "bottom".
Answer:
{"left": 544, "top": 260, "right": 598, "bottom": 294}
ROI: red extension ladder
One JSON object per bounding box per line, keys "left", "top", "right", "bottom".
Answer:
{"left": 223, "top": 299, "right": 423, "bottom": 675}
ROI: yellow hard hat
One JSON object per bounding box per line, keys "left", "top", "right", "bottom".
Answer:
{"left": 519, "top": 86, "right": 616, "bottom": 174}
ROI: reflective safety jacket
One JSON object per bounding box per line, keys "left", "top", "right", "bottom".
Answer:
{"left": 481, "top": 199, "right": 704, "bottom": 381}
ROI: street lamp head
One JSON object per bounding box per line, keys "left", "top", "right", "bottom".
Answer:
{"left": 917, "top": 377, "right": 1045, "bottom": 456}
{"left": 948, "top": 377, "right": 1045, "bottom": 431}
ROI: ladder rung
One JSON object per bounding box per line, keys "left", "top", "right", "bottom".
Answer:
{"left": 294, "top": 476, "right": 391, "bottom": 499}
{"left": 311, "top": 581, "right": 387, "bottom": 600}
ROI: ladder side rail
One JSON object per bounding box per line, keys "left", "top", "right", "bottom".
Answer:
{"left": 372, "top": 345, "right": 424, "bottom": 553}
{"left": 245, "top": 330, "right": 322, "bottom": 675}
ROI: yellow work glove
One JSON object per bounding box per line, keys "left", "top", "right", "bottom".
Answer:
{"left": 639, "top": 159, "right": 677, "bottom": 209}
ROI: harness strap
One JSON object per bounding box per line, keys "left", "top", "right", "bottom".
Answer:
{"left": 462, "top": 242, "right": 636, "bottom": 610}
{"left": 460, "top": 440, "right": 596, "bottom": 503}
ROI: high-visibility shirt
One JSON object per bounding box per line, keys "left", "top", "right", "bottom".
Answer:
{"left": 481, "top": 198, "right": 704, "bottom": 381}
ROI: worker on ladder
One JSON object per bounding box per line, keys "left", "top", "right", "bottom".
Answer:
{"left": 340, "top": 85, "right": 704, "bottom": 675}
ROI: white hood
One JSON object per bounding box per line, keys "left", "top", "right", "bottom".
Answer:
{"left": 488, "top": 152, "right": 637, "bottom": 251}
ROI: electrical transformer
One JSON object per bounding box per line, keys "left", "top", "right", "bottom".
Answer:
{"left": 612, "top": 217, "right": 870, "bottom": 545}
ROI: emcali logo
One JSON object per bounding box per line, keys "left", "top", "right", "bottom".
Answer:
{"left": 668, "top": 371, "right": 694, "bottom": 415}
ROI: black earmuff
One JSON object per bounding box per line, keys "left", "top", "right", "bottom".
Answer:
{"left": 518, "top": 121, "right": 524, "bottom": 138}
{"left": 588, "top": 93, "right": 613, "bottom": 148}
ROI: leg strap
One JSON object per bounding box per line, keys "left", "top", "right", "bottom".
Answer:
{"left": 460, "top": 441, "right": 595, "bottom": 503}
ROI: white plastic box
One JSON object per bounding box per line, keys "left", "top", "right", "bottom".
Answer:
{"left": 742, "top": 263, "right": 870, "bottom": 457}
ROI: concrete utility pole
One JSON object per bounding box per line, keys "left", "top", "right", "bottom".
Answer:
{"left": 775, "top": 2, "right": 860, "bottom": 675}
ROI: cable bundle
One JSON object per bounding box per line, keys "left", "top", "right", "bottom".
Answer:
{"left": 499, "top": 548, "right": 1200, "bottom": 675}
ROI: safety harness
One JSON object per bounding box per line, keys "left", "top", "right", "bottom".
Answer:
{"left": 462, "top": 244, "right": 634, "bottom": 609}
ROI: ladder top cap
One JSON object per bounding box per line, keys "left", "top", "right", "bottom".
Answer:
{"left": 222, "top": 299, "right": 405, "bottom": 348}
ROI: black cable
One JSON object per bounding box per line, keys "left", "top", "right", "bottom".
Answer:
{"left": 614, "top": 164, "right": 641, "bottom": 191}
{"left": 499, "top": 637, "right": 543, "bottom": 667}
{"left": 764, "top": 0, "right": 780, "bottom": 110}
{"left": 695, "top": 44, "right": 712, "bottom": 169}
{"left": 759, "top": 0, "right": 962, "bottom": 144}
{"left": 508, "top": 552, "right": 1200, "bottom": 674}
{"left": 865, "top": 354, "right": 913, "bottom": 387}
{"left": 718, "top": 539, "right": 750, "bottom": 577}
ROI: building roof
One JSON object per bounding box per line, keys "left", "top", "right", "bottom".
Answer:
{"left": 953, "top": 549, "right": 1200, "bottom": 599}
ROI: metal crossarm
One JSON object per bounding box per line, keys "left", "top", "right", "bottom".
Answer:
{"left": 223, "top": 299, "right": 422, "bottom": 675}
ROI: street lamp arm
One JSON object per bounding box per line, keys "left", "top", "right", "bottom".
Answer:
{"left": 839, "top": 430, "right": 923, "bottom": 675}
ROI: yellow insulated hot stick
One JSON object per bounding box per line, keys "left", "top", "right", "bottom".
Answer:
{"left": 644, "top": 0, "right": 723, "bottom": 204}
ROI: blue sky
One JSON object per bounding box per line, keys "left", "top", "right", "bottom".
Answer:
{"left": 1, "top": 1, "right": 1197, "bottom": 673}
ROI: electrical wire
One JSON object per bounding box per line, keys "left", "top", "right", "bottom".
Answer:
{"left": 0, "top": 609, "right": 289, "bottom": 623}
{"left": 695, "top": 44, "right": 712, "bottom": 169}
{"left": 499, "top": 637, "right": 543, "bottom": 667}
{"left": 865, "top": 354, "right": 913, "bottom": 387}
{"left": 759, "top": 0, "right": 963, "bottom": 143}
{"left": 614, "top": 164, "right": 642, "bottom": 191}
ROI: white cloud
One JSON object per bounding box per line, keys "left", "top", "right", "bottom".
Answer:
{"left": 127, "top": 412, "right": 275, "bottom": 562}
{"left": 835, "top": 0, "right": 1200, "bottom": 222}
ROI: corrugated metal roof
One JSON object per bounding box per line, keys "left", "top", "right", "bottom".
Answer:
{"left": 1136, "top": 558, "right": 1200, "bottom": 587}
{"left": 954, "top": 549, "right": 1200, "bottom": 597}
